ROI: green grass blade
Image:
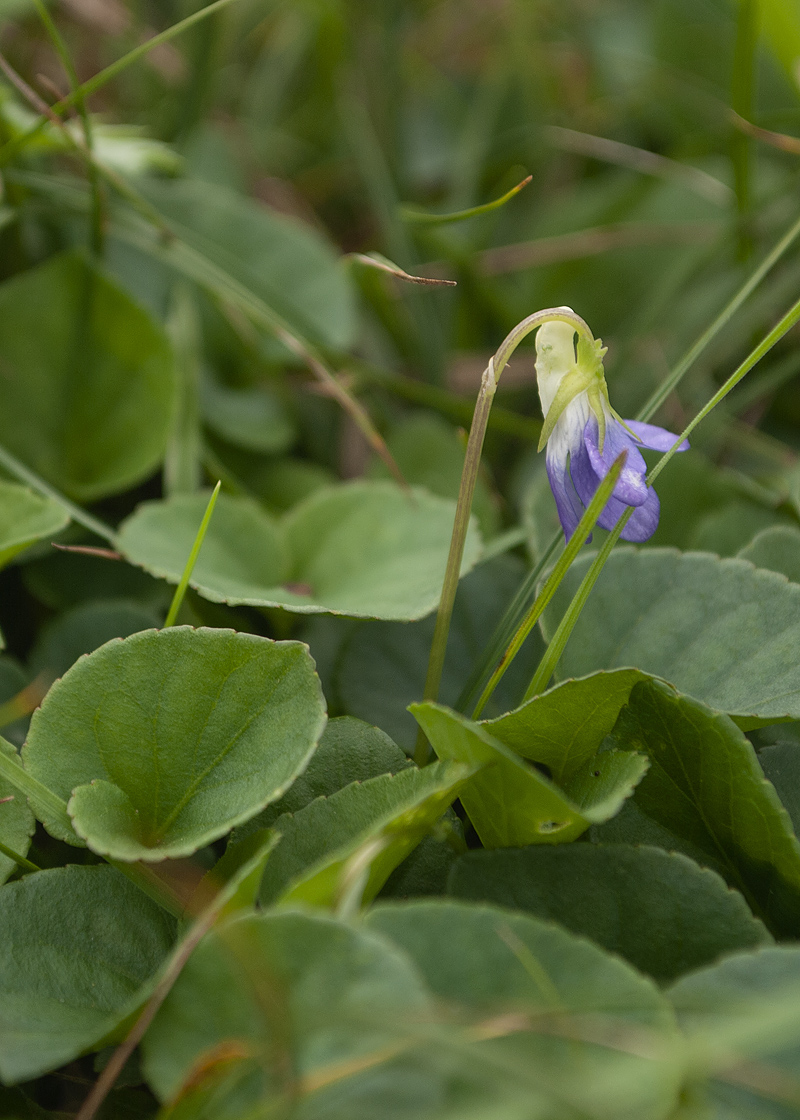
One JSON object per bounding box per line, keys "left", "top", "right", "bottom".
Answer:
{"left": 30, "top": 0, "right": 104, "bottom": 254}
{"left": 524, "top": 512, "right": 631, "bottom": 700}
{"left": 472, "top": 452, "right": 626, "bottom": 717}
{"left": 0, "top": 838, "right": 39, "bottom": 873}
{"left": 399, "top": 174, "right": 532, "bottom": 226}
{"left": 455, "top": 534, "right": 561, "bottom": 712}
{"left": 0, "top": 0, "right": 243, "bottom": 166}
{"left": 163, "top": 481, "right": 221, "bottom": 627}
{"left": 636, "top": 206, "right": 800, "bottom": 423}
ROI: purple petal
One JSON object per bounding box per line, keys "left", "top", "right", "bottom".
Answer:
{"left": 546, "top": 455, "right": 584, "bottom": 540}
{"left": 567, "top": 439, "right": 601, "bottom": 512}
{"left": 584, "top": 417, "right": 648, "bottom": 507}
{"left": 620, "top": 487, "right": 661, "bottom": 542}
{"left": 624, "top": 419, "right": 689, "bottom": 453}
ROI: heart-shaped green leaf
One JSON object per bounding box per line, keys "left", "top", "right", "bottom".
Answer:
{"left": 411, "top": 701, "right": 648, "bottom": 847}
{"left": 0, "top": 864, "right": 176, "bottom": 1084}
{"left": 22, "top": 627, "right": 326, "bottom": 860}
{"left": 542, "top": 548, "right": 800, "bottom": 726}
{"left": 449, "top": 844, "right": 769, "bottom": 984}
{"left": 117, "top": 482, "right": 482, "bottom": 621}
{"left": 0, "top": 251, "right": 176, "bottom": 500}
{"left": 669, "top": 945, "right": 800, "bottom": 1096}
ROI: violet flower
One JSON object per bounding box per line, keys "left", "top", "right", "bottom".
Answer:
{"left": 535, "top": 316, "right": 688, "bottom": 542}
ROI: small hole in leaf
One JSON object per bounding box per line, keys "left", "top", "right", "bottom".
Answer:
{"left": 538, "top": 820, "right": 568, "bottom": 834}
{"left": 282, "top": 581, "right": 314, "bottom": 597}
{"left": 593, "top": 770, "right": 601, "bottom": 777}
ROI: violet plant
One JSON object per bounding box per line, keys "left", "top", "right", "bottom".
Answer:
{"left": 2, "top": 3, "right": 800, "bottom": 1120}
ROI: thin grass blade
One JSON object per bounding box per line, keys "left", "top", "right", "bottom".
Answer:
{"left": 163, "top": 481, "right": 221, "bottom": 627}
{"left": 472, "top": 451, "right": 627, "bottom": 717}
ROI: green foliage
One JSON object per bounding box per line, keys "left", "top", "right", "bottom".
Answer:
{"left": 0, "top": 865, "right": 176, "bottom": 1084}
{"left": 4, "top": 0, "right": 800, "bottom": 1115}
{"left": 258, "top": 760, "right": 473, "bottom": 907}
{"left": 738, "top": 525, "right": 800, "bottom": 583}
{"left": 411, "top": 700, "right": 648, "bottom": 847}
{"left": 449, "top": 845, "right": 770, "bottom": 984}
{"left": 22, "top": 627, "right": 326, "bottom": 859}
{"left": 365, "top": 901, "right": 683, "bottom": 1120}
{"left": 235, "top": 715, "right": 411, "bottom": 837}
{"left": 0, "top": 253, "right": 176, "bottom": 501}
{"left": 599, "top": 679, "right": 800, "bottom": 937}
{"left": 542, "top": 549, "right": 800, "bottom": 726}
{"left": 0, "top": 740, "right": 34, "bottom": 885}
{"left": 138, "top": 178, "right": 357, "bottom": 352}
{"left": 334, "top": 555, "right": 543, "bottom": 749}
{"left": 118, "top": 483, "right": 482, "bottom": 621}
{"left": 0, "top": 482, "right": 68, "bottom": 570}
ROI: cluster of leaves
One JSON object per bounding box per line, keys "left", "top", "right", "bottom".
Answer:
{"left": 4, "top": 1, "right": 800, "bottom": 1118}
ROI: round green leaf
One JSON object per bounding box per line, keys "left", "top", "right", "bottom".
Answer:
{"left": 449, "top": 845, "right": 770, "bottom": 984}
{"left": 542, "top": 548, "right": 800, "bottom": 725}
{"left": 117, "top": 491, "right": 289, "bottom": 605}
{"left": 0, "top": 864, "right": 176, "bottom": 1084}
{"left": 0, "top": 481, "right": 69, "bottom": 569}
{"left": 669, "top": 946, "right": 800, "bottom": 1079}
{"left": 22, "top": 627, "right": 326, "bottom": 860}
{"left": 366, "top": 900, "right": 682, "bottom": 1120}
{"left": 117, "top": 482, "right": 482, "bottom": 621}
{"left": 0, "top": 251, "right": 176, "bottom": 500}
{"left": 142, "top": 910, "right": 433, "bottom": 1105}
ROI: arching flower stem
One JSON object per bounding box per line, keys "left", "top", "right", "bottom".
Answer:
{"left": 414, "top": 307, "right": 594, "bottom": 765}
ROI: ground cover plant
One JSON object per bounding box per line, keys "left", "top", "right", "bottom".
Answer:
{"left": 6, "top": 0, "right": 800, "bottom": 1117}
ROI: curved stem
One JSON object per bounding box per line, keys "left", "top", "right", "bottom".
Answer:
{"left": 414, "top": 308, "right": 593, "bottom": 764}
